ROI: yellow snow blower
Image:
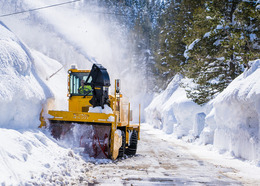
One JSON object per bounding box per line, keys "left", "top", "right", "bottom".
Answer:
{"left": 40, "top": 64, "right": 140, "bottom": 160}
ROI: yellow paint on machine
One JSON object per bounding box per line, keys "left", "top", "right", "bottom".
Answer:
{"left": 40, "top": 65, "right": 140, "bottom": 160}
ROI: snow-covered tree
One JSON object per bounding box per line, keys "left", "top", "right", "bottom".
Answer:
{"left": 183, "top": 0, "right": 260, "bottom": 105}
{"left": 156, "top": 0, "right": 204, "bottom": 89}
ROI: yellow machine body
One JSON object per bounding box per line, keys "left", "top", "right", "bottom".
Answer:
{"left": 40, "top": 66, "right": 140, "bottom": 160}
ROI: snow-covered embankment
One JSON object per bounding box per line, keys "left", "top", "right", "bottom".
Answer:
{"left": 211, "top": 60, "right": 260, "bottom": 164}
{"left": 145, "top": 74, "right": 205, "bottom": 138}
{"left": 0, "top": 22, "right": 47, "bottom": 129}
{"left": 0, "top": 22, "right": 89, "bottom": 185}
{"left": 145, "top": 60, "right": 260, "bottom": 165}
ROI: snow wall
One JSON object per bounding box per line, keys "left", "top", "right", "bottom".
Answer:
{"left": 0, "top": 21, "right": 67, "bottom": 129}
{"left": 0, "top": 21, "right": 47, "bottom": 129}
{"left": 212, "top": 59, "right": 260, "bottom": 163}
{"left": 145, "top": 60, "right": 260, "bottom": 164}
{"left": 0, "top": 22, "right": 83, "bottom": 185}
{"left": 145, "top": 75, "right": 205, "bottom": 138}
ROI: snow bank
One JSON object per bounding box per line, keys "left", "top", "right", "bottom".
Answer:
{"left": 0, "top": 128, "right": 90, "bottom": 185}
{"left": 145, "top": 74, "right": 205, "bottom": 138}
{"left": 32, "top": 49, "right": 67, "bottom": 111}
{"left": 0, "top": 22, "right": 92, "bottom": 184}
{"left": 0, "top": 20, "right": 68, "bottom": 130}
{"left": 210, "top": 59, "right": 260, "bottom": 163}
{"left": 0, "top": 21, "right": 48, "bottom": 129}
{"left": 199, "top": 105, "right": 216, "bottom": 145}
{"left": 145, "top": 59, "right": 260, "bottom": 164}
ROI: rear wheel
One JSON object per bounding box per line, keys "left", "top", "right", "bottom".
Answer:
{"left": 118, "top": 130, "right": 126, "bottom": 158}
{"left": 125, "top": 130, "right": 138, "bottom": 156}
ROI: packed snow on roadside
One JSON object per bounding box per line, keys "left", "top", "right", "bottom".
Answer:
{"left": 145, "top": 74, "right": 205, "bottom": 138}
{"left": 0, "top": 21, "right": 46, "bottom": 129}
{"left": 210, "top": 59, "right": 260, "bottom": 164}
{"left": 0, "top": 129, "right": 90, "bottom": 185}
{"left": 145, "top": 59, "right": 260, "bottom": 166}
{"left": 0, "top": 22, "right": 92, "bottom": 185}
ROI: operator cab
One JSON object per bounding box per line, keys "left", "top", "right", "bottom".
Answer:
{"left": 68, "top": 64, "right": 111, "bottom": 109}
{"left": 69, "top": 72, "right": 93, "bottom": 96}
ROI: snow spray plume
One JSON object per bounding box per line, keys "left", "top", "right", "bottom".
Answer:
{"left": 0, "top": 0, "right": 145, "bottom": 107}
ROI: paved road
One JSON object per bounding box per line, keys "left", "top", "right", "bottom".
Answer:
{"left": 84, "top": 124, "right": 242, "bottom": 185}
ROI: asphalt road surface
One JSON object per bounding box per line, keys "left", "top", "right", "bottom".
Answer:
{"left": 84, "top": 124, "right": 244, "bottom": 186}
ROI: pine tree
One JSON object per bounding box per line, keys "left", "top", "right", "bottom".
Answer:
{"left": 232, "top": 1, "right": 260, "bottom": 67}
{"left": 156, "top": 0, "right": 183, "bottom": 85}
{"left": 129, "top": 0, "right": 163, "bottom": 92}
{"left": 156, "top": 0, "right": 205, "bottom": 89}
{"left": 183, "top": 0, "right": 260, "bottom": 105}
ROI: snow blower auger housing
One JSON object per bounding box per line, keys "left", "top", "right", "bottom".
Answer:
{"left": 40, "top": 64, "right": 140, "bottom": 160}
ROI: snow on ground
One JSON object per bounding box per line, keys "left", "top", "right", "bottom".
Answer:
{"left": 83, "top": 123, "right": 260, "bottom": 185}
{"left": 32, "top": 49, "right": 68, "bottom": 111}
{"left": 0, "top": 21, "right": 47, "bottom": 129}
{"left": 0, "top": 129, "right": 90, "bottom": 185}
{"left": 211, "top": 59, "right": 260, "bottom": 164}
{"left": 143, "top": 123, "right": 260, "bottom": 185}
{"left": 1, "top": 0, "right": 260, "bottom": 184}
{"left": 145, "top": 74, "right": 205, "bottom": 138}
{"left": 145, "top": 60, "right": 260, "bottom": 166}
{"left": 0, "top": 21, "right": 91, "bottom": 185}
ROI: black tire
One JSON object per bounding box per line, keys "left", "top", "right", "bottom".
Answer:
{"left": 118, "top": 130, "right": 126, "bottom": 158}
{"left": 125, "top": 130, "right": 138, "bottom": 156}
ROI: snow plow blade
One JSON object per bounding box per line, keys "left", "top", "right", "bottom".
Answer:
{"left": 44, "top": 110, "right": 121, "bottom": 160}
{"left": 49, "top": 121, "right": 112, "bottom": 159}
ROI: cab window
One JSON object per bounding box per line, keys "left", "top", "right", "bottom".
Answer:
{"left": 69, "top": 72, "right": 92, "bottom": 95}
